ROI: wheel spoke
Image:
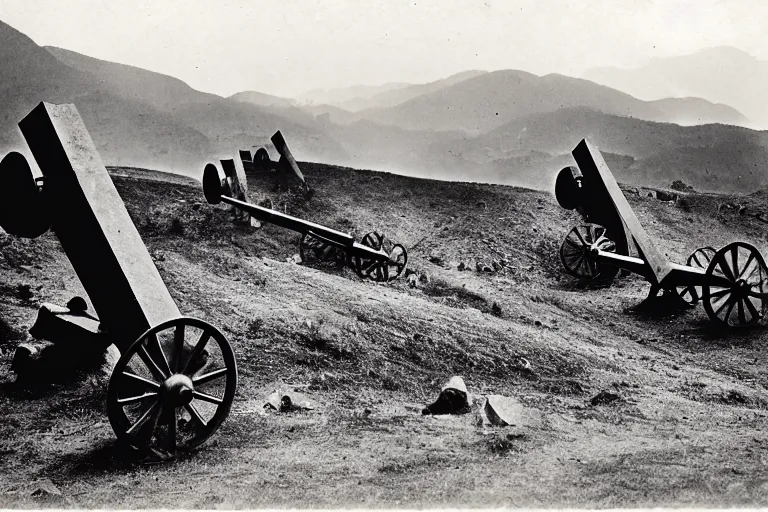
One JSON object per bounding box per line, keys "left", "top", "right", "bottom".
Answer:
{"left": 193, "top": 368, "right": 229, "bottom": 386}
{"left": 182, "top": 331, "right": 211, "bottom": 374}
{"left": 745, "top": 296, "right": 760, "bottom": 321}
{"left": 185, "top": 403, "right": 209, "bottom": 428}
{"left": 137, "top": 344, "right": 170, "bottom": 381}
{"left": 118, "top": 392, "right": 157, "bottom": 405}
{"left": 126, "top": 400, "right": 161, "bottom": 436}
{"left": 573, "top": 228, "right": 587, "bottom": 247}
{"left": 714, "top": 293, "right": 736, "bottom": 316}
{"left": 737, "top": 298, "right": 747, "bottom": 324}
{"left": 122, "top": 371, "right": 160, "bottom": 390}
{"left": 717, "top": 258, "right": 736, "bottom": 281}
{"left": 167, "top": 408, "right": 177, "bottom": 452}
{"left": 174, "top": 323, "right": 185, "bottom": 373}
{"left": 193, "top": 390, "right": 224, "bottom": 405}
{"left": 723, "top": 298, "right": 737, "bottom": 324}
{"left": 708, "top": 287, "right": 731, "bottom": 300}
{"left": 150, "top": 333, "right": 172, "bottom": 378}
{"left": 739, "top": 253, "right": 756, "bottom": 280}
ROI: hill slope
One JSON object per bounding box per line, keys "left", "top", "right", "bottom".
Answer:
{"left": 439, "top": 107, "right": 768, "bottom": 193}
{"left": 42, "top": 43, "right": 347, "bottom": 168}
{"left": 3, "top": 162, "right": 768, "bottom": 507}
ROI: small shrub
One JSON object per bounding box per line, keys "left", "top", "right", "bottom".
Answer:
{"left": 247, "top": 318, "right": 264, "bottom": 337}
{"left": 671, "top": 179, "right": 694, "bottom": 192}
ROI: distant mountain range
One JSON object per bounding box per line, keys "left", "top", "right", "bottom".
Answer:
{"left": 0, "top": 18, "right": 766, "bottom": 194}
{"left": 585, "top": 46, "right": 768, "bottom": 130}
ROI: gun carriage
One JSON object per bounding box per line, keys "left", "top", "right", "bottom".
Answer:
{"left": 0, "top": 102, "right": 238, "bottom": 456}
{"left": 203, "top": 163, "right": 408, "bottom": 282}
{"left": 555, "top": 139, "right": 768, "bottom": 328}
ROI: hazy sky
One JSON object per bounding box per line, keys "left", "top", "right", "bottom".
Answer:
{"left": 1, "top": 0, "right": 766, "bottom": 98}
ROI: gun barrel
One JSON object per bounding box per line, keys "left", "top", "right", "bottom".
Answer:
{"left": 221, "top": 195, "right": 348, "bottom": 239}
{"left": 220, "top": 196, "right": 389, "bottom": 261}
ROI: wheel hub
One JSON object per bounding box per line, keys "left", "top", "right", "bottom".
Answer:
{"left": 161, "top": 374, "right": 195, "bottom": 406}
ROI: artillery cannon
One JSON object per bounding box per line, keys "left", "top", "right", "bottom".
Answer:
{"left": 203, "top": 162, "right": 408, "bottom": 282}
{"left": 555, "top": 139, "right": 768, "bottom": 328}
{"left": 0, "top": 102, "right": 238, "bottom": 457}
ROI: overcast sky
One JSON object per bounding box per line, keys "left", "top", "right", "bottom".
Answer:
{"left": 0, "top": 0, "right": 765, "bottom": 98}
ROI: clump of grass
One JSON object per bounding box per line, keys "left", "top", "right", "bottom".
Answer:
{"left": 422, "top": 277, "right": 489, "bottom": 310}
{"left": 486, "top": 432, "right": 528, "bottom": 455}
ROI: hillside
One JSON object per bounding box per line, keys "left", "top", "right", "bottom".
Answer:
{"left": 296, "top": 82, "right": 411, "bottom": 108}
{"left": 3, "top": 162, "right": 768, "bottom": 507}
{"left": 334, "top": 70, "right": 488, "bottom": 111}
{"left": 228, "top": 90, "right": 298, "bottom": 109}
{"left": 585, "top": 46, "right": 768, "bottom": 129}
{"left": 0, "top": 21, "right": 346, "bottom": 178}
{"left": 440, "top": 107, "right": 768, "bottom": 193}
{"left": 41, "top": 42, "right": 346, "bottom": 168}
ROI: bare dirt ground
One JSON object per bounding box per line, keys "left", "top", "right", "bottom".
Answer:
{"left": 3, "top": 163, "right": 768, "bottom": 508}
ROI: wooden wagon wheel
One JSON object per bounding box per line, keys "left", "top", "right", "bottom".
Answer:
{"left": 559, "top": 223, "right": 618, "bottom": 282}
{"left": 675, "top": 246, "right": 716, "bottom": 306}
{"left": 361, "top": 231, "right": 385, "bottom": 251}
{"left": 107, "top": 317, "right": 238, "bottom": 456}
{"left": 353, "top": 231, "right": 406, "bottom": 282}
{"left": 299, "top": 232, "right": 346, "bottom": 268}
{"left": 702, "top": 242, "right": 768, "bottom": 327}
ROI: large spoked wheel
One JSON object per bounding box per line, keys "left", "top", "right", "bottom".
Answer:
{"left": 702, "top": 242, "right": 768, "bottom": 327}
{"left": 107, "top": 317, "right": 237, "bottom": 456}
{"left": 559, "top": 223, "right": 618, "bottom": 282}
{"left": 353, "top": 231, "right": 408, "bottom": 282}
{"left": 300, "top": 233, "right": 347, "bottom": 268}
{"left": 675, "top": 246, "right": 716, "bottom": 306}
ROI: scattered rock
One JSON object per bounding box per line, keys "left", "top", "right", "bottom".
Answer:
{"left": 590, "top": 390, "right": 622, "bottom": 406}
{"left": 28, "top": 478, "right": 63, "bottom": 500}
{"left": 428, "top": 250, "right": 444, "bottom": 265}
{"left": 475, "top": 262, "right": 484, "bottom": 272}
{"left": 482, "top": 265, "right": 494, "bottom": 273}
{"left": 264, "top": 388, "right": 315, "bottom": 412}
{"left": 516, "top": 357, "right": 531, "bottom": 370}
{"left": 407, "top": 274, "right": 418, "bottom": 288}
{"left": 250, "top": 218, "right": 262, "bottom": 229}
{"left": 457, "top": 262, "right": 467, "bottom": 271}
{"left": 492, "top": 260, "right": 502, "bottom": 272}
{"left": 288, "top": 253, "right": 301, "bottom": 264}
{"left": 422, "top": 376, "right": 471, "bottom": 415}
{"left": 484, "top": 395, "right": 525, "bottom": 426}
